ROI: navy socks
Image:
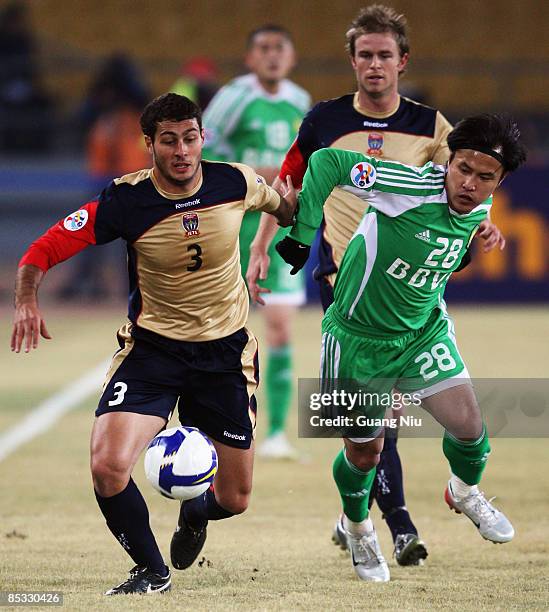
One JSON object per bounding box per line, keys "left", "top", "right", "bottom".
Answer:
{"left": 95, "top": 478, "right": 166, "bottom": 574}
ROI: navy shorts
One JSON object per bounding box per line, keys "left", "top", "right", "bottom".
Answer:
{"left": 96, "top": 323, "right": 259, "bottom": 449}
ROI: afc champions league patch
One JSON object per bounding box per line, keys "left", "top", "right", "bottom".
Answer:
{"left": 367, "top": 132, "right": 384, "bottom": 156}
{"left": 63, "top": 209, "right": 89, "bottom": 231}
{"left": 350, "top": 161, "right": 376, "bottom": 189}
{"left": 182, "top": 212, "right": 200, "bottom": 237}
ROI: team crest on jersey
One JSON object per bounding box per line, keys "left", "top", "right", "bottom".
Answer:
{"left": 367, "top": 132, "right": 384, "bottom": 156}
{"left": 182, "top": 212, "right": 200, "bottom": 237}
{"left": 350, "top": 162, "right": 376, "bottom": 189}
{"left": 63, "top": 209, "right": 88, "bottom": 231}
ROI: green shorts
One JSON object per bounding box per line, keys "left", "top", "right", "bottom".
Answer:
{"left": 240, "top": 211, "right": 305, "bottom": 306}
{"left": 320, "top": 305, "right": 469, "bottom": 439}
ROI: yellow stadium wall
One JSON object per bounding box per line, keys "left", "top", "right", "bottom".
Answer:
{"left": 30, "top": 0, "right": 549, "bottom": 112}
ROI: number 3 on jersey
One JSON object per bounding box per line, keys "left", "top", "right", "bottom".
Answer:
{"left": 187, "top": 243, "right": 202, "bottom": 271}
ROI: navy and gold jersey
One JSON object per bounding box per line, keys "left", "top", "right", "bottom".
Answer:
{"left": 20, "top": 161, "right": 281, "bottom": 341}
{"left": 279, "top": 94, "right": 452, "bottom": 283}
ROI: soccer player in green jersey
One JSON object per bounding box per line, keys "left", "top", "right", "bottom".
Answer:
{"left": 202, "top": 25, "right": 311, "bottom": 458}
{"left": 247, "top": 5, "right": 505, "bottom": 566}
{"left": 276, "top": 113, "right": 527, "bottom": 582}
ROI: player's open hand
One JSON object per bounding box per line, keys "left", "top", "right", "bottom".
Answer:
{"left": 11, "top": 302, "right": 51, "bottom": 353}
{"left": 246, "top": 247, "right": 272, "bottom": 305}
{"left": 279, "top": 175, "right": 297, "bottom": 212}
{"left": 477, "top": 219, "right": 506, "bottom": 252}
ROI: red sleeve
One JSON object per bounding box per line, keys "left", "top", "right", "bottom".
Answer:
{"left": 19, "top": 201, "right": 99, "bottom": 272}
{"left": 279, "top": 139, "right": 307, "bottom": 188}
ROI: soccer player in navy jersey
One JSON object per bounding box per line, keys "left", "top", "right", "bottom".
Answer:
{"left": 246, "top": 4, "right": 505, "bottom": 569}
{"left": 11, "top": 93, "right": 296, "bottom": 596}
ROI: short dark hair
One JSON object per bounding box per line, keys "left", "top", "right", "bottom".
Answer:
{"left": 346, "top": 4, "right": 409, "bottom": 58}
{"left": 246, "top": 24, "right": 294, "bottom": 49}
{"left": 140, "top": 93, "right": 202, "bottom": 140}
{"left": 447, "top": 113, "right": 528, "bottom": 174}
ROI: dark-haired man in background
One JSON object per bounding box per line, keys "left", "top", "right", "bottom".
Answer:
{"left": 203, "top": 24, "right": 311, "bottom": 459}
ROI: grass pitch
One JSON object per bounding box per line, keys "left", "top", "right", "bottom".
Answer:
{"left": 1, "top": 304, "right": 548, "bottom": 610}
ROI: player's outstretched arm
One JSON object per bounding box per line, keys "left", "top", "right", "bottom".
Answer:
{"left": 477, "top": 219, "right": 506, "bottom": 252}
{"left": 11, "top": 265, "right": 51, "bottom": 353}
{"left": 246, "top": 213, "right": 278, "bottom": 305}
{"left": 246, "top": 175, "right": 296, "bottom": 304}
{"left": 267, "top": 175, "right": 297, "bottom": 228}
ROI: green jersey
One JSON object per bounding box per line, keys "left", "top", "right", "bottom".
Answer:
{"left": 290, "top": 148, "right": 491, "bottom": 337}
{"left": 203, "top": 73, "right": 310, "bottom": 298}
{"left": 202, "top": 73, "right": 310, "bottom": 168}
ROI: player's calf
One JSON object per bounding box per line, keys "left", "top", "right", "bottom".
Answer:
{"left": 170, "top": 488, "right": 236, "bottom": 570}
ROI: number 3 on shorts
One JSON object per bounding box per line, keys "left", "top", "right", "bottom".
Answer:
{"left": 414, "top": 343, "right": 457, "bottom": 381}
{"left": 108, "top": 381, "right": 128, "bottom": 406}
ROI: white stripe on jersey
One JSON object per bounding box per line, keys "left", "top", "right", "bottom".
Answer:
{"left": 320, "top": 332, "right": 341, "bottom": 392}
{"left": 378, "top": 165, "right": 446, "bottom": 181}
{"left": 204, "top": 83, "right": 248, "bottom": 127}
{"left": 375, "top": 178, "right": 445, "bottom": 190}
{"left": 348, "top": 212, "right": 378, "bottom": 318}
{"left": 341, "top": 186, "right": 447, "bottom": 217}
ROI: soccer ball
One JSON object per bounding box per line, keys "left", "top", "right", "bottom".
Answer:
{"left": 144, "top": 426, "right": 218, "bottom": 500}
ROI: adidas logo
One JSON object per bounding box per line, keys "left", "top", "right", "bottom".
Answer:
{"left": 415, "top": 229, "right": 431, "bottom": 242}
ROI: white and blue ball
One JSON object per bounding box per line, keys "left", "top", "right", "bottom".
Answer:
{"left": 144, "top": 426, "right": 217, "bottom": 500}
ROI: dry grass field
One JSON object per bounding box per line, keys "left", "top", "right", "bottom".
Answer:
{"left": 1, "top": 304, "right": 548, "bottom": 610}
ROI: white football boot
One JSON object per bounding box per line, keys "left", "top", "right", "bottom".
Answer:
{"left": 445, "top": 483, "right": 515, "bottom": 543}
{"left": 345, "top": 518, "right": 390, "bottom": 582}
{"left": 257, "top": 431, "right": 297, "bottom": 460}
{"left": 331, "top": 514, "right": 349, "bottom": 551}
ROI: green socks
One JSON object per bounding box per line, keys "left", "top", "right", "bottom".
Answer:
{"left": 443, "top": 425, "right": 491, "bottom": 485}
{"left": 266, "top": 345, "right": 293, "bottom": 435}
{"left": 332, "top": 449, "right": 376, "bottom": 522}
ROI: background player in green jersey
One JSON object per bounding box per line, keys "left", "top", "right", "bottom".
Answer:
{"left": 202, "top": 25, "right": 311, "bottom": 459}
{"left": 248, "top": 4, "right": 503, "bottom": 567}
{"left": 276, "top": 113, "right": 527, "bottom": 582}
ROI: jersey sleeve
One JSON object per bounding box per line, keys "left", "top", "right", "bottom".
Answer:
{"left": 289, "top": 148, "right": 448, "bottom": 245}
{"left": 278, "top": 104, "right": 322, "bottom": 187}
{"left": 202, "top": 81, "right": 246, "bottom": 162}
{"left": 19, "top": 182, "right": 123, "bottom": 272}
{"left": 289, "top": 148, "right": 370, "bottom": 245}
{"left": 431, "top": 111, "right": 453, "bottom": 164}
{"left": 233, "top": 162, "right": 281, "bottom": 213}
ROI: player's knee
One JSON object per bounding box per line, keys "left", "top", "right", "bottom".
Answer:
{"left": 266, "top": 321, "right": 291, "bottom": 346}
{"left": 216, "top": 489, "right": 251, "bottom": 515}
{"left": 91, "top": 452, "right": 131, "bottom": 496}
{"left": 355, "top": 451, "right": 380, "bottom": 472}
{"left": 347, "top": 440, "right": 382, "bottom": 472}
{"left": 449, "top": 405, "right": 483, "bottom": 440}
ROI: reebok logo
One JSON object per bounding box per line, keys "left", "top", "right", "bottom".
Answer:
{"left": 223, "top": 430, "right": 246, "bottom": 441}
{"left": 415, "top": 229, "right": 431, "bottom": 242}
{"left": 175, "top": 198, "right": 201, "bottom": 210}
{"left": 363, "top": 120, "right": 388, "bottom": 128}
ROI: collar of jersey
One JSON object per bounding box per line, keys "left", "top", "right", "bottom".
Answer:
{"left": 353, "top": 92, "right": 401, "bottom": 119}
{"left": 248, "top": 73, "right": 292, "bottom": 101}
{"left": 446, "top": 192, "right": 493, "bottom": 217}
{"left": 150, "top": 168, "right": 203, "bottom": 200}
